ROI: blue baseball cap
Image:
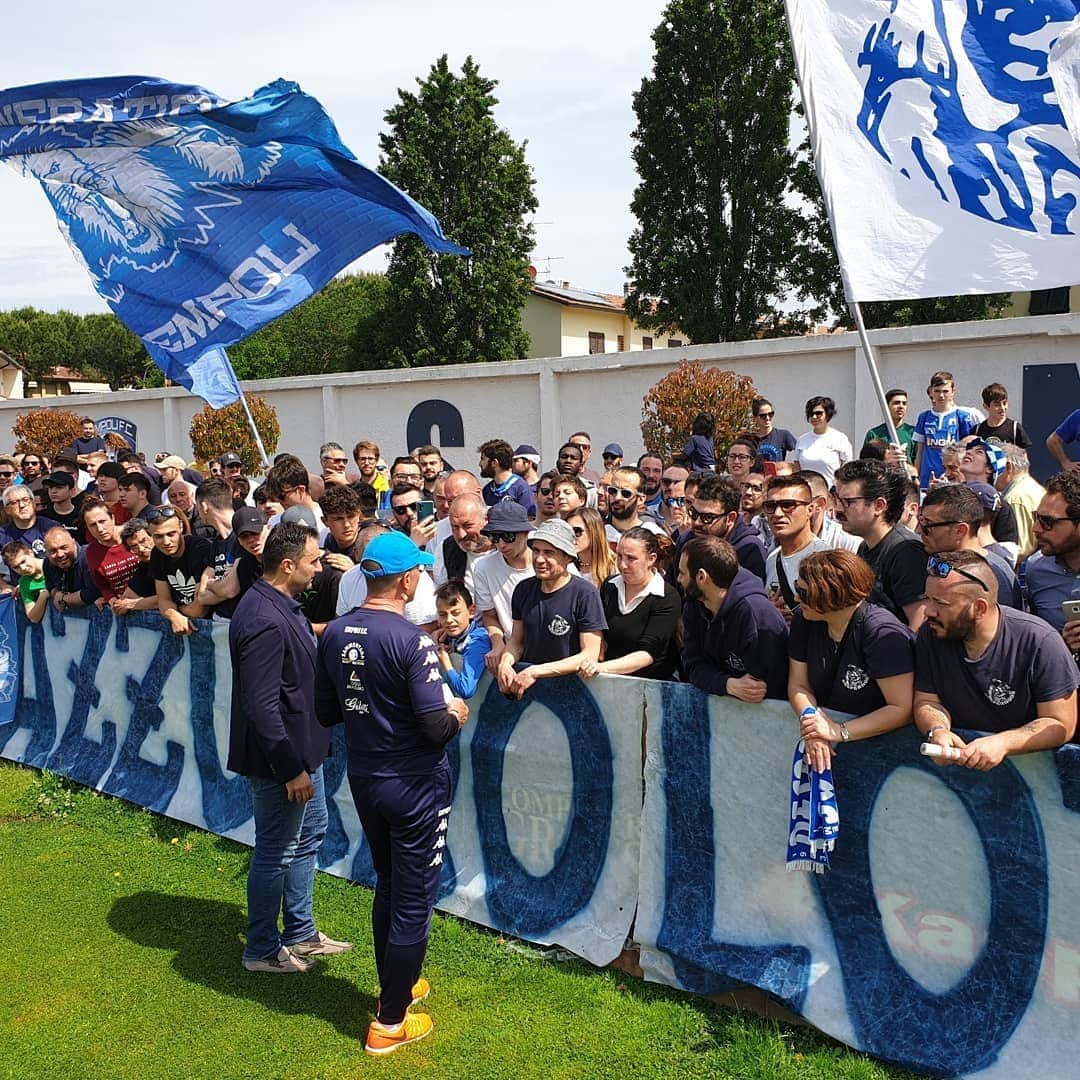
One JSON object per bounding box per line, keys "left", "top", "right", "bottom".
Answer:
{"left": 602, "top": 443, "right": 624, "bottom": 457}
{"left": 360, "top": 532, "right": 435, "bottom": 577}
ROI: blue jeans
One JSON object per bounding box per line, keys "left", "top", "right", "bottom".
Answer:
{"left": 244, "top": 765, "right": 328, "bottom": 962}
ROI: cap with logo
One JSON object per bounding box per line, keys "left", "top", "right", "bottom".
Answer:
{"left": 360, "top": 532, "right": 435, "bottom": 577}
{"left": 964, "top": 481, "right": 1002, "bottom": 513}
{"left": 232, "top": 506, "right": 265, "bottom": 536}
{"left": 219, "top": 452, "right": 243, "bottom": 467}
{"left": 280, "top": 505, "right": 319, "bottom": 529}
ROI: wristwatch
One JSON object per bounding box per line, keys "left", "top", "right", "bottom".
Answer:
{"left": 836, "top": 720, "right": 850, "bottom": 743}
{"left": 926, "top": 725, "right": 949, "bottom": 741}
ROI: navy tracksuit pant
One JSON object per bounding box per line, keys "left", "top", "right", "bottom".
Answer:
{"left": 349, "top": 761, "right": 452, "bottom": 1025}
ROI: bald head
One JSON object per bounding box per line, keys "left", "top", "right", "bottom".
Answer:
{"left": 444, "top": 470, "right": 481, "bottom": 502}
{"left": 448, "top": 493, "right": 491, "bottom": 554}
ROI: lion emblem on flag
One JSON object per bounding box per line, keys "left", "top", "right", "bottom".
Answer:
{"left": 4, "top": 120, "right": 280, "bottom": 300}
{"left": 856, "top": 0, "right": 1080, "bottom": 236}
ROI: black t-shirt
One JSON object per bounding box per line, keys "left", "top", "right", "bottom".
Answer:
{"left": 47, "top": 504, "right": 84, "bottom": 542}
{"left": 858, "top": 526, "right": 926, "bottom": 623}
{"left": 789, "top": 603, "right": 915, "bottom": 716}
{"left": 511, "top": 575, "right": 607, "bottom": 665}
{"left": 298, "top": 565, "right": 341, "bottom": 626}
{"left": 975, "top": 418, "right": 1031, "bottom": 449}
{"left": 235, "top": 551, "right": 262, "bottom": 596}
{"left": 150, "top": 536, "right": 214, "bottom": 606}
{"left": 599, "top": 576, "right": 680, "bottom": 679}
{"left": 128, "top": 562, "right": 157, "bottom": 599}
{"left": 914, "top": 607, "right": 1078, "bottom": 734}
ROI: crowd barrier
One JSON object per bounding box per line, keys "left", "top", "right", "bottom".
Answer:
{"left": 1, "top": 598, "right": 1078, "bottom": 1078}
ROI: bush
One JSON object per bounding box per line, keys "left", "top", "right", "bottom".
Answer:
{"left": 188, "top": 394, "right": 280, "bottom": 476}
{"left": 11, "top": 407, "right": 84, "bottom": 459}
{"left": 640, "top": 360, "right": 758, "bottom": 462}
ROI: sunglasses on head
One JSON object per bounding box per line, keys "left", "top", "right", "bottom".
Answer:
{"left": 483, "top": 531, "right": 521, "bottom": 544}
{"left": 1034, "top": 512, "right": 1079, "bottom": 529}
{"left": 144, "top": 506, "right": 180, "bottom": 523}
{"left": 606, "top": 485, "right": 638, "bottom": 500}
{"left": 763, "top": 498, "right": 810, "bottom": 514}
{"left": 687, "top": 506, "right": 725, "bottom": 525}
{"left": 925, "top": 555, "right": 989, "bottom": 592}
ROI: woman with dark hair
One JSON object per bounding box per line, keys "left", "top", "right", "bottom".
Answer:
{"left": 565, "top": 506, "right": 615, "bottom": 589}
{"left": 793, "top": 396, "right": 853, "bottom": 486}
{"left": 581, "top": 528, "right": 680, "bottom": 680}
{"left": 750, "top": 397, "right": 797, "bottom": 462}
{"left": 787, "top": 549, "right": 915, "bottom": 772}
{"left": 682, "top": 411, "right": 716, "bottom": 471}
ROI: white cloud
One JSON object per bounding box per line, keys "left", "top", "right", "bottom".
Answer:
{"left": 0, "top": 0, "right": 668, "bottom": 312}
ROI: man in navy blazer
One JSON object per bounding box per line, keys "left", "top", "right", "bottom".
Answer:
{"left": 228, "top": 520, "right": 352, "bottom": 973}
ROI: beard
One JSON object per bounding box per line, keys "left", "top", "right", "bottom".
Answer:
{"left": 684, "top": 577, "right": 703, "bottom": 602}
{"left": 930, "top": 605, "right": 977, "bottom": 642}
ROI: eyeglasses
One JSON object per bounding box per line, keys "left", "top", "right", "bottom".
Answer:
{"left": 322, "top": 457, "right": 348, "bottom": 466}
{"left": 834, "top": 495, "right": 874, "bottom": 510}
{"left": 356, "top": 456, "right": 377, "bottom": 464}
{"left": 918, "top": 517, "right": 961, "bottom": 531}
{"left": 392, "top": 503, "right": 420, "bottom": 516}
{"left": 687, "top": 506, "right": 726, "bottom": 525}
{"left": 727, "top": 452, "right": 752, "bottom": 461}
{"left": 1034, "top": 512, "right": 1079, "bottom": 529}
{"left": 757, "top": 411, "right": 774, "bottom": 419}
{"left": 570, "top": 525, "right": 585, "bottom": 537}
{"left": 393, "top": 474, "right": 421, "bottom": 484}
{"left": 741, "top": 483, "right": 764, "bottom": 494}
{"left": 144, "top": 506, "right": 180, "bottom": 523}
{"left": 538, "top": 486, "right": 553, "bottom": 497}
{"left": 926, "top": 555, "right": 989, "bottom": 592}
{"left": 763, "top": 499, "right": 810, "bottom": 515}
{"left": 483, "top": 531, "right": 521, "bottom": 544}
{"left": 606, "top": 485, "right": 639, "bottom": 500}
{"left": 809, "top": 411, "right": 827, "bottom": 419}
{"left": 664, "top": 497, "right": 685, "bottom": 507}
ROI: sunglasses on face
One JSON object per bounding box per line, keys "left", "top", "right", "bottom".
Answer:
{"left": 665, "top": 497, "right": 685, "bottom": 507}
{"left": 687, "top": 506, "right": 725, "bottom": 525}
{"left": 538, "top": 487, "right": 553, "bottom": 497}
{"left": 757, "top": 411, "right": 774, "bottom": 419}
{"left": 570, "top": 525, "right": 586, "bottom": 537}
{"left": 0, "top": 472, "right": 13, "bottom": 478}
{"left": 483, "top": 531, "right": 521, "bottom": 544}
{"left": 606, "top": 485, "right": 639, "bottom": 500}
{"left": 323, "top": 457, "right": 348, "bottom": 465}
{"left": 144, "top": 506, "right": 180, "bottom": 523}
{"left": 918, "top": 517, "right": 961, "bottom": 531}
{"left": 392, "top": 502, "right": 420, "bottom": 515}
{"left": 22, "top": 460, "right": 40, "bottom": 467}
{"left": 661, "top": 477, "right": 681, "bottom": 486}
{"left": 763, "top": 499, "right": 810, "bottom": 515}
{"left": 926, "top": 555, "right": 989, "bottom": 592}
{"left": 1034, "top": 512, "right": 1079, "bottom": 529}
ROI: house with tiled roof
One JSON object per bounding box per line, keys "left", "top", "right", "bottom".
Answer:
{"left": 522, "top": 273, "right": 688, "bottom": 359}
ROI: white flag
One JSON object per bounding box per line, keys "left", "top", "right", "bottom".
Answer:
{"left": 786, "top": 0, "right": 1080, "bottom": 303}
{"left": 1050, "top": 18, "right": 1080, "bottom": 157}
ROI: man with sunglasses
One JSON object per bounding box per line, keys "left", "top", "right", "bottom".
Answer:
{"left": 0, "top": 456, "right": 19, "bottom": 498}
{"left": 763, "top": 474, "right": 830, "bottom": 621}
{"left": 148, "top": 506, "right": 214, "bottom": 635}
{"left": 19, "top": 454, "right": 43, "bottom": 485}
{"left": 674, "top": 473, "right": 765, "bottom": 585}
{"left": 319, "top": 442, "right": 354, "bottom": 488}
{"left": 1025, "top": 472, "right": 1080, "bottom": 656}
{"left": 470, "top": 502, "right": 535, "bottom": 672}
{"left": 917, "top": 550, "right": 1077, "bottom": 769}
{"left": 834, "top": 460, "right": 927, "bottom": 629}
{"left": 604, "top": 467, "right": 665, "bottom": 543}
{"left": 389, "top": 484, "right": 438, "bottom": 551}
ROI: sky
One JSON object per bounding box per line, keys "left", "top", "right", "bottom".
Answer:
{"left": 0, "top": 0, "right": 670, "bottom": 314}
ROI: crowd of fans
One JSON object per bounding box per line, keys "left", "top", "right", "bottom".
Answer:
{"left": 3, "top": 372, "right": 1078, "bottom": 772}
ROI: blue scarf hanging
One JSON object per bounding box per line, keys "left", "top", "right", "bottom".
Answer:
{"left": 786, "top": 739, "right": 839, "bottom": 873}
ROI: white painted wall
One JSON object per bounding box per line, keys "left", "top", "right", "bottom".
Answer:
{"left": 0, "top": 313, "right": 1075, "bottom": 471}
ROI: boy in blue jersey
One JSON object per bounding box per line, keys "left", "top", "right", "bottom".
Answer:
{"left": 316, "top": 531, "right": 468, "bottom": 1056}
{"left": 913, "top": 371, "right": 979, "bottom": 490}
{"left": 433, "top": 578, "right": 490, "bottom": 699}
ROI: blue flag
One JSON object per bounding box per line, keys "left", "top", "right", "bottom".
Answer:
{"left": 0, "top": 76, "right": 469, "bottom": 406}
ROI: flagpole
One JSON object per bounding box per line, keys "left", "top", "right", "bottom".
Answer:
{"left": 848, "top": 302, "right": 901, "bottom": 448}
{"left": 236, "top": 386, "right": 272, "bottom": 472}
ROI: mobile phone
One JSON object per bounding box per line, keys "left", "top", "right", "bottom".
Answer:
{"left": 1062, "top": 600, "right": 1080, "bottom": 623}
{"left": 762, "top": 461, "right": 778, "bottom": 479}
{"left": 419, "top": 499, "right": 435, "bottom": 520}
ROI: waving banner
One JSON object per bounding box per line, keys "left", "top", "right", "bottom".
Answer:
{"left": 0, "top": 76, "right": 468, "bottom": 405}
{"left": 786, "top": 0, "right": 1080, "bottom": 302}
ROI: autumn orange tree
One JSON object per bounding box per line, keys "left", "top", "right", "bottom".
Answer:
{"left": 12, "top": 407, "right": 84, "bottom": 459}
{"left": 640, "top": 360, "right": 757, "bottom": 462}
{"left": 188, "top": 394, "right": 280, "bottom": 476}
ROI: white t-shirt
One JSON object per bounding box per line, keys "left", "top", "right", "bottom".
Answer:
{"left": 471, "top": 550, "right": 534, "bottom": 635}
{"left": 793, "top": 429, "right": 854, "bottom": 487}
{"left": 605, "top": 518, "right": 666, "bottom": 545}
{"left": 765, "top": 535, "right": 832, "bottom": 597}
{"left": 335, "top": 566, "right": 438, "bottom": 626}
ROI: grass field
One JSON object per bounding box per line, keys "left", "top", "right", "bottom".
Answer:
{"left": 0, "top": 762, "right": 921, "bottom": 1080}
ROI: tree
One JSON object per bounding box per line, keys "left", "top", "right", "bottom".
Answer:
{"left": 624, "top": 0, "right": 800, "bottom": 343}
{"left": 11, "top": 407, "right": 83, "bottom": 458}
{"left": 378, "top": 56, "right": 538, "bottom": 366}
{"left": 641, "top": 360, "right": 757, "bottom": 462}
{"left": 0, "top": 307, "right": 80, "bottom": 385}
{"left": 76, "top": 314, "right": 152, "bottom": 390}
{"left": 188, "top": 394, "right": 280, "bottom": 475}
{"left": 788, "top": 114, "right": 1011, "bottom": 331}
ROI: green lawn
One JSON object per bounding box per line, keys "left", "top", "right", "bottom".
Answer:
{"left": 0, "top": 762, "right": 920, "bottom": 1080}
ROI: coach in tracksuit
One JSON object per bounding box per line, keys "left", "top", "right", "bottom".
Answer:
{"left": 316, "top": 531, "right": 468, "bottom": 1056}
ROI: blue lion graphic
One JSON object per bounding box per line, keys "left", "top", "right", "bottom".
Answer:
{"left": 4, "top": 121, "right": 280, "bottom": 301}
{"left": 857, "top": 0, "right": 1080, "bottom": 235}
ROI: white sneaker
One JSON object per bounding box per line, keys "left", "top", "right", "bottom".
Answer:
{"left": 289, "top": 931, "right": 354, "bottom": 957}
{"left": 243, "top": 946, "right": 314, "bottom": 973}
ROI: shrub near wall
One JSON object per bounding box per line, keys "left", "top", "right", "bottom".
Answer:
{"left": 188, "top": 394, "right": 280, "bottom": 474}
{"left": 12, "top": 407, "right": 84, "bottom": 459}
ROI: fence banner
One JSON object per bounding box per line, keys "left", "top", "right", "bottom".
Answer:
{"left": 635, "top": 680, "right": 1080, "bottom": 1079}
{"left": 2, "top": 605, "right": 1078, "bottom": 1076}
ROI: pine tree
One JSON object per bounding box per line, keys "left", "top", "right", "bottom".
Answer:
{"left": 624, "top": 0, "right": 800, "bottom": 343}
{"left": 379, "top": 56, "right": 538, "bottom": 365}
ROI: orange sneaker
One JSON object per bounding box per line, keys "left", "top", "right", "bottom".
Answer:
{"left": 365, "top": 1012, "right": 433, "bottom": 1056}
{"left": 410, "top": 977, "right": 430, "bottom": 1005}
